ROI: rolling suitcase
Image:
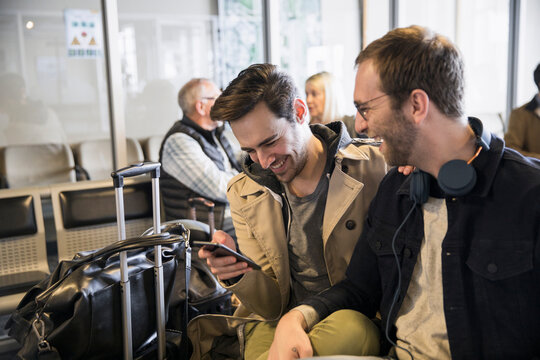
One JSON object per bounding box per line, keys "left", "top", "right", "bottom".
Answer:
{"left": 112, "top": 162, "right": 189, "bottom": 360}
{"left": 6, "top": 162, "right": 187, "bottom": 359}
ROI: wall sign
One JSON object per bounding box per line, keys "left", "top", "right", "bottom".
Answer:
{"left": 64, "top": 9, "right": 103, "bottom": 58}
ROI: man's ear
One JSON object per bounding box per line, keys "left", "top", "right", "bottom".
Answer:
{"left": 407, "top": 89, "right": 429, "bottom": 124}
{"left": 294, "top": 98, "right": 308, "bottom": 124}
{"left": 194, "top": 100, "right": 206, "bottom": 116}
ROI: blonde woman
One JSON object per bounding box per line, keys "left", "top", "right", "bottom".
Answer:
{"left": 305, "top": 71, "right": 367, "bottom": 137}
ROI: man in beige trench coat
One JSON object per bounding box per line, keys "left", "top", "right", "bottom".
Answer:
{"left": 188, "top": 64, "right": 388, "bottom": 359}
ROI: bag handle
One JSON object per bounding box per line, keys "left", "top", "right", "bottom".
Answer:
{"left": 187, "top": 197, "right": 215, "bottom": 236}
{"left": 73, "top": 232, "right": 180, "bottom": 264}
{"left": 36, "top": 229, "right": 187, "bottom": 304}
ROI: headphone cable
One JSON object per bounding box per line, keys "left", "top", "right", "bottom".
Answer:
{"left": 384, "top": 203, "right": 416, "bottom": 360}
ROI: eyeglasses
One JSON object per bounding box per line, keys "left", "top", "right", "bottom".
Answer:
{"left": 354, "top": 94, "right": 388, "bottom": 122}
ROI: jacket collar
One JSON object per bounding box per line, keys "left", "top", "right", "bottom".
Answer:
{"left": 181, "top": 116, "right": 217, "bottom": 145}
{"left": 241, "top": 121, "right": 352, "bottom": 194}
{"left": 524, "top": 95, "right": 540, "bottom": 112}
{"left": 397, "top": 117, "right": 502, "bottom": 199}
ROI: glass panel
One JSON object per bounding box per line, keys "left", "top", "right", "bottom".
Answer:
{"left": 0, "top": 1, "right": 109, "bottom": 187}
{"left": 117, "top": 1, "right": 219, "bottom": 141}
{"left": 516, "top": 0, "right": 540, "bottom": 106}
{"left": 457, "top": 0, "right": 508, "bottom": 136}
{"left": 398, "top": 0, "right": 509, "bottom": 137}
{"left": 119, "top": 19, "right": 217, "bottom": 139}
{"left": 218, "top": 0, "right": 265, "bottom": 87}
{"left": 279, "top": 0, "right": 361, "bottom": 119}
{"left": 363, "top": 0, "right": 390, "bottom": 47}
{"left": 399, "top": 0, "right": 456, "bottom": 41}
{"left": 118, "top": 0, "right": 219, "bottom": 141}
{"left": 279, "top": 0, "right": 322, "bottom": 87}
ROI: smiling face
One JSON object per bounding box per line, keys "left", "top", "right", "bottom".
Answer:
{"left": 354, "top": 60, "right": 418, "bottom": 166}
{"left": 230, "top": 101, "right": 309, "bottom": 183}
{"left": 305, "top": 80, "right": 325, "bottom": 123}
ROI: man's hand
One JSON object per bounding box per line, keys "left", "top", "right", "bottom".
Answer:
{"left": 268, "top": 310, "right": 313, "bottom": 360}
{"left": 197, "top": 230, "right": 252, "bottom": 281}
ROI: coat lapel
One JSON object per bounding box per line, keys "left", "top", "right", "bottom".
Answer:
{"left": 322, "top": 147, "right": 368, "bottom": 243}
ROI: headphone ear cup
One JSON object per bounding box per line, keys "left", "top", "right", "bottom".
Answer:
{"left": 437, "top": 159, "right": 477, "bottom": 196}
{"left": 410, "top": 169, "right": 430, "bottom": 204}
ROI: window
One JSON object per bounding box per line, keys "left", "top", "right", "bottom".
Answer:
{"left": 516, "top": 0, "right": 540, "bottom": 106}
{"left": 363, "top": 0, "right": 390, "bottom": 47}
{"left": 117, "top": 1, "right": 219, "bottom": 139}
{"left": 277, "top": 0, "right": 361, "bottom": 116}
{"left": 0, "top": 2, "right": 109, "bottom": 148}
{"left": 398, "top": 0, "right": 509, "bottom": 136}
{"left": 218, "top": 0, "right": 265, "bottom": 87}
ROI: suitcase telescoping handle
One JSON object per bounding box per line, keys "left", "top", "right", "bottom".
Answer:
{"left": 112, "top": 162, "right": 161, "bottom": 180}
{"left": 187, "top": 197, "right": 215, "bottom": 237}
{"left": 111, "top": 162, "right": 166, "bottom": 360}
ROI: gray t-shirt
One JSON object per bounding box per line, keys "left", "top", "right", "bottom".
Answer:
{"left": 284, "top": 164, "right": 332, "bottom": 309}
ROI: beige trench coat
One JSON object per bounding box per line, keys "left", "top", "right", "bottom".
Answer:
{"left": 188, "top": 142, "right": 387, "bottom": 359}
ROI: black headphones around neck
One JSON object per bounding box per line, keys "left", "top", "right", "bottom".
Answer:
{"left": 409, "top": 117, "right": 491, "bottom": 204}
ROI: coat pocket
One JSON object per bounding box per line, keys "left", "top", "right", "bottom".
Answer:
{"left": 366, "top": 220, "right": 406, "bottom": 295}
{"left": 466, "top": 237, "right": 533, "bottom": 281}
{"left": 367, "top": 221, "right": 407, "bottom": 258}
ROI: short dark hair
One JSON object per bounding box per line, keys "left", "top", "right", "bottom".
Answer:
{"left": 534, "top": 63, "right": 540, "bottom": 91}
{"left": 356, "top": 25, "right": 465, "bottom": 118}
{"left": 210, "top": 64, "right": 297, "bottom": 123}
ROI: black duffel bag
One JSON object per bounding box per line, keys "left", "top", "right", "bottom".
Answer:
{"left": 146, "top": 220, "right": 235, "bottom": 334}
{"left": 6, "top": 233, "right": 185, "bottom": 360}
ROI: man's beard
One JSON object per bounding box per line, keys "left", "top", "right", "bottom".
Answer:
{"left": 382, "top": 109, "right": 418, "bottom": 166}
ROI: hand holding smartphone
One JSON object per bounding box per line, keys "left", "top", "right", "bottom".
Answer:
{"left": 193, "top": 241, "right": 261, "bottom": 270}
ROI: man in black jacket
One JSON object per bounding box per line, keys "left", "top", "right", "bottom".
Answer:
{"left": 159, "top": 78, "right": 242, "bottom": 237}
{"left": 268, "top": 26, "right": 540, "bottom": 360}
{"left": 504, "top": 63, "right": 540, "bottom": 159}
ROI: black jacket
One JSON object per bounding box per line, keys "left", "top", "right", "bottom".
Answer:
{"left": 303, "top": 132, "right": 540, "bottom": 359}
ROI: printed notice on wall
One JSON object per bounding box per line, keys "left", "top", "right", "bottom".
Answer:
{"left": 64, "top": 9, "right": 103, "bottom": 58}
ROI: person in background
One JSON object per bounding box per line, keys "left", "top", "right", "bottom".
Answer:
{"left": 504, "top": 63, "right": 540, "bottom": 159}
{"left": 305, "top": 71, "right": 367, "bottom": 138}
{"left": 0, "top": 72, "right": 66, "bottom": 147}
{"left": 129, "top": 79, "right": 179, "bottom": 139}
{"left": 269, "top": 25, "right": 540, "bottom": 360}
{"left": 158, "top": 78, "right": 242, "bottom": 237}
{"left": 188, "top": 64, "right": 387, "bottom": 359}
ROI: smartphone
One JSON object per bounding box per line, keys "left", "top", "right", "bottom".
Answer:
{"left": 192, "top": 241, "right": 261, "bottom": 270}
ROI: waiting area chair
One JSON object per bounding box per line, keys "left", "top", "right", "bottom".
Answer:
{"left": 50, "top": 177, "right": 154, "bottom": 261}
{"left": 142, "top": 135, "right": 164, "bottom": 162}
{"left": 0, "top": 146, "right": 7, "bottom": 189}
{"left": 0, "top": 143, "right": 76, "bottom": 189}
{"left": 74, "top": 138, "right": 144, "bottom": 180}
{"left": 0, "top": 187, "right": 49, "bottom": 315}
